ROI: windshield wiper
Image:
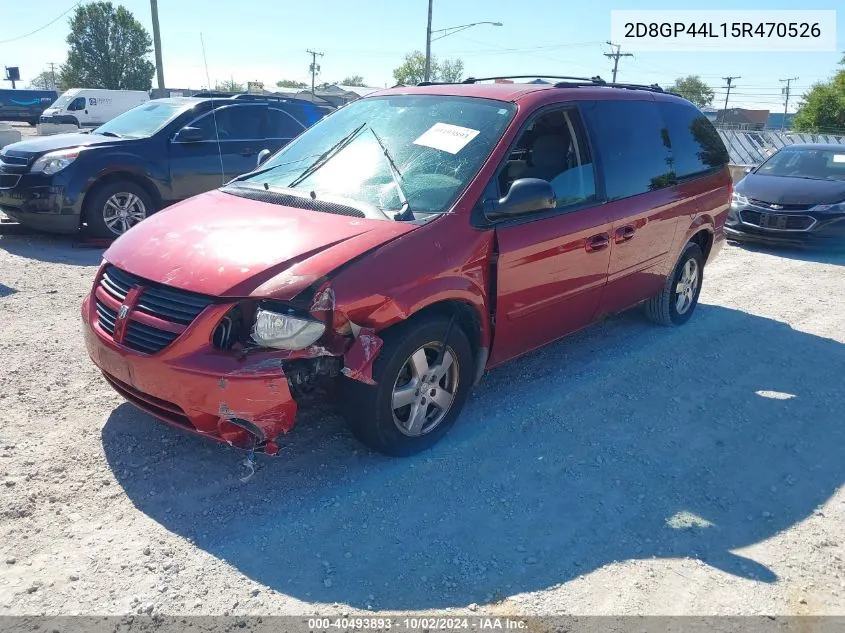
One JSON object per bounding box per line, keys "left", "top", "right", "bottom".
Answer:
{"left": 97, "top": 131, "right": 121, "bottom": 138}
{"left": 288, "top": 122, "right": 368, "bottom": 189}
{"left": 368, "top": 127, "right": 413, "bottom": 221}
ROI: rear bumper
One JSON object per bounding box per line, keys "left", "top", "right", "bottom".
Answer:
{"left": 81, "top": 294, "right": 299, "bottom": 454}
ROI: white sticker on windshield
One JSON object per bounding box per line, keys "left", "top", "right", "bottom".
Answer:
{"left": 833, "top": 154, "right": 845, "bottom": 163}
{"left": 413, "top": 122, "right": 480, "bottom": 154}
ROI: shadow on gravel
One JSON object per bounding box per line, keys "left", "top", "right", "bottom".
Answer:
{"left": 102, "top": 305, "right": 845, "bottom": 609}
{"left": 0, "top": 233, "right": 105, "bottom": 266}
{"left": 728, "top": 240, "right": 845, "bottom": 267}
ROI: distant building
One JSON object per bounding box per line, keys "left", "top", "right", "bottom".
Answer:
{"left": 701, "top": 107, "right": 719, "bottom": 122}
{"left": 715, "top": 108, "right": 770, "bottom": 130}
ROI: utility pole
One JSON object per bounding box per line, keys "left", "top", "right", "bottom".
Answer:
{"left": 424, "top": 0, "right": 433, "bottom": 83}
{"left": 779, "top": 77, "right": 798, "bottom": 130}
{"left": 721, "top": 76, "right": 741, "bottom": 121}
{"left": 150, "top": 0, "right": 166, "bottom": 91}
{"left": 307, "top": 49, "right": 324, "bottom": 102}
{"left": 47, "top": 62, "right": 58, "bottom": 90}
{"left": 604, "top": 41, "right": 632, "bottom": 83}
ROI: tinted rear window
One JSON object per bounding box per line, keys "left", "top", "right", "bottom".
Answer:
{"left": 657, "top": 101, "right": 729, "bottom": 178}
{"left": 581, "top": 100, "right": 675, "bottom": 201}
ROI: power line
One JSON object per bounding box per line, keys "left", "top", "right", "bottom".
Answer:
{"left": 48, "top": 62, "right": 58, "bottom": 89}
{"left": 604, "top": 41, "right": 633, "bottom": 83}
{"left": 0, "top": 1, "right": 81, "bottom": 45}
{"left": 779, "top": 77, "right": 799, "bottom": 129}
{"left": 721, "top": 76, "right": 741, "bottom": 111}
{"left": 306, "top": 49, "right": 324, "bottom": 101}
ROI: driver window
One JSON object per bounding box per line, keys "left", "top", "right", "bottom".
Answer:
{"left": 498, "top": 107, "right": 596, "bottom": 208}
{"left": 68, "top": 97, "right": 86, "bottom": 111}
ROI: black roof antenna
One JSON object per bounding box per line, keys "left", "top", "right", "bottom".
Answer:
{"left": 200, "top": 33, "right": 225, "bottom": 185}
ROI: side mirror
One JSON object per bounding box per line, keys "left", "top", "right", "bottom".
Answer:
{"left": 484, "top": 178, "right": 556, "bottom": 219}
{"left": 257, "top": 148, "right": 272, "bottom": 167}
{"left": 173, "top": 126, "right": 204, "bottom": 143}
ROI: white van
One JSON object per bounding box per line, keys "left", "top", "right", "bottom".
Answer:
{"left": 38, "top": 89, "right": 149, "bottom": 130}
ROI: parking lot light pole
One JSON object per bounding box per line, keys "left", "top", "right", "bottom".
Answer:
{"left": 423, "top": 0, "right": 501, "bottom": 83}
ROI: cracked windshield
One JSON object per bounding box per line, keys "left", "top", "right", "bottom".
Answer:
{"left": 233, "top": 95, "right": 515, "bottom": 216}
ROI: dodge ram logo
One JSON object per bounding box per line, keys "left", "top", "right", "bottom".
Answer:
{"left": 117, "top": 305, "right": 129, "bottom": 319}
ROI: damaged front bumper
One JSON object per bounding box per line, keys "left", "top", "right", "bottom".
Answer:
{"left": 81, "top": 290, "right": 383, "bottom": 456}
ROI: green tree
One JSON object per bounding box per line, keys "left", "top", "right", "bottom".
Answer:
{"left": 276, "top": 79, "right": 307, "bottom": 89}
{"left": 59, "top": 2, "right": 155, "bottom": 90}
{"left": 340, "top": 75, "right": 365, "bottom": 86}
{"left": 392, "top": 51, "right": 465, "bottom": 85}
{"left": 27, "top": 71, "right": 59, "bottom": 91}
{"left": 214, "top": 79, "right": 244, "bottom": 93}
{"left": 668, "top": 75, "right": 715, "bottom": 108}
{"left": 438, "top": 58, "right": 464, "bottom": 83}
{"left": 792, "top": 71, "right": 845, "bottom": 133}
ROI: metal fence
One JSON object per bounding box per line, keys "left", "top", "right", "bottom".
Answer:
{"left": 717, "top": 128, "right": 845, "bottom": 166}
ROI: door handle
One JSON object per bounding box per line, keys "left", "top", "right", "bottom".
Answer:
{"left": 585, "top": 233, "right": 610, "bottom": 253}
{"left": 615, "top": 225, "right": 636, "bottom": 243}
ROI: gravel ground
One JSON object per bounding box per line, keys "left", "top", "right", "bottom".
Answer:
{"left": 0, "top": 229, "right": 843, "bottom": 617}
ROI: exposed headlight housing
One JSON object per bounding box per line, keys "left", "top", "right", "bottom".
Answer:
{"left": 251, "top": 307, "right": 325, "bottom": 350}
{"left": 30, "top": 148, "right": 81, "bottom": 175}
{"left": 809, "top": 202, "right": 845, "bottom": 214}
{"left": 730, "top": 192, "right": 748, "bottom": 208}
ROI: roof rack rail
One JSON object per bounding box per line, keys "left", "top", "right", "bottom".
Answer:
{"left": 461, "top": 75, "right": 602, "bottom": 84}
{"left": 412, "top": 75, "right": 667, "bottom": 94}
{"left": 552, "top": 79, "right": 666, "bottom": 93}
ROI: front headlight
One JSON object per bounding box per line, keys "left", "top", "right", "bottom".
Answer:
{"left": 30, "top": 148, "right": 81, "bottom": 175}
{"left": 809, "top": 202, "right": 845, "bottom": 214}
{"left": 730, "top": 192, "right": 748, "bottom": 208}
{"left": 251, "top": 308, "right": 326, "bottom": 350}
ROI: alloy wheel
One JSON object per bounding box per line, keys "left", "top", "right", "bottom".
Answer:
{"left": 391, "top": 342, "right": 460, "bottom": 437}
{"left": 102, "top": 192, "right": 147, "bottom": 235}
{"left": 675, "top": 258, "right": 700, "bottom": 315}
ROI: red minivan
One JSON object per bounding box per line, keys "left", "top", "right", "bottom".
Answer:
{"left": 81, "top": 78, "right": 732, "bottom": 456}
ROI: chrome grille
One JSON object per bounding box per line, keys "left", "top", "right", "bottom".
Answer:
{"left": 740, "top": 210, "right": 815, "bottom": 231}
{"left": 96, "top": 265, "right": 215, "bottom": 354}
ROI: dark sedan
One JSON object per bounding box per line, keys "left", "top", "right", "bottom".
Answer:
{"left": 726, "top": 144, "right": 845, "bottom": 247}
{"left": 0, "top": 94, "right": 331, "bottom": 238}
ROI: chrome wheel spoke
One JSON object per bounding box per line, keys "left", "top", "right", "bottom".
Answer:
{"left": 405, "top": 402, "right": 429, "bottom": 435}
{"left": 435, "top": 350, "right": 454, "bottom": 380}
{"left": 392, "top": 383, "right": 417, "bottom": 410}
{"left": 409, "top": 348, "right": 430, "bottom": 379}
{"left": 430, "top": 388, "right": 453, "bottom": 411}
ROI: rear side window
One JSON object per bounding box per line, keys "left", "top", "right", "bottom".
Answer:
{"left": 266, "top": 108, "right": 306, "bottom": 139}
{"left": 194, "top": 104, "right": 264, "bottom": 140}
{"left": 581, "top": 100, "right": 675, "bottom": 200}
{"left": 658, "top": 101, "right": 729, "bottom": 178}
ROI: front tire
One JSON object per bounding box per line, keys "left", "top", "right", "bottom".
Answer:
{"left": 83, "top": 181, "right": 154, "bottom": 239}
{"left": 340, "top": 316, "right": 474, "bottom": 456}
{"left": 644, "top": 242, "right": 704, "bottom": 326}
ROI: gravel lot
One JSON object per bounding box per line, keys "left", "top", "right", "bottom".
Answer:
{"left": 0, "top": 225, "right": 843, "bottom": 617}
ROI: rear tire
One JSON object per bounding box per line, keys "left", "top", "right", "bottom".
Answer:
{"left": 83, "top": 180, "right": 154, "bottom": 239}
{"left": 339, "top": 316, "right": 474, "bottom": 456}
{"left": 644, "top": 242, "right": 704, "bottom": 326}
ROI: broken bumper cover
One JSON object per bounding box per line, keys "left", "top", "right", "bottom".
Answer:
{"left": 81, "top": 295, "right": 298, "bottom": 454}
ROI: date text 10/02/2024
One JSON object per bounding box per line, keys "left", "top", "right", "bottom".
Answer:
{"left": 307, "top": 617, "right": 528, "bottom": 630}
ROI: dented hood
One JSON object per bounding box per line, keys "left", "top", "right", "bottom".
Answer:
{"left": 104, "top": 190, "right": 415, "bottom": 299}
